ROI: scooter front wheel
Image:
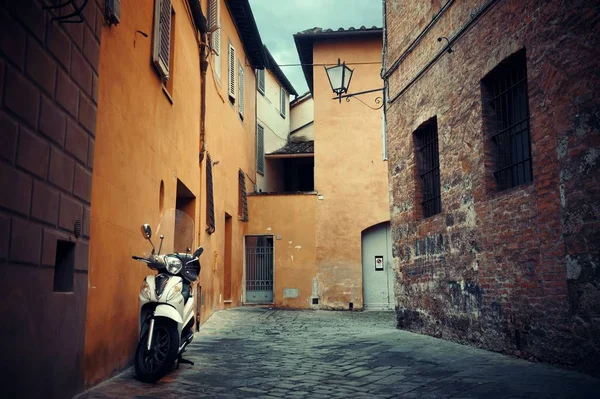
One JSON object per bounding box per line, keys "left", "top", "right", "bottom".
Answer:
{"left": 134, "top": 318, "right": 179, "bottom": 383}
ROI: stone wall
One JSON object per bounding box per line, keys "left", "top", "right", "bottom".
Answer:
{"left": 384, "top": 0, "right": 599, "bottom": 374}
{"left": 0, "top": 0, "right": 101, "bottom": 397}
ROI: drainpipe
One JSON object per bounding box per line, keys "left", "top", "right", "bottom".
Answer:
{"left": 199, "top": 40, "right": 208, "bottom": 164}
{"left": 187, "top": 0, "right": 209, "bottom": 164}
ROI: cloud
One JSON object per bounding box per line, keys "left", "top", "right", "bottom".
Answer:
{"left": 249, "top": 0, "right": 382, "bottom": 95}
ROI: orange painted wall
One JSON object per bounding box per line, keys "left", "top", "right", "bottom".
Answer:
{"left": 247, "top": 194, "right": 317, "bottom": 308}
{"left": 84, "top": 0, "right": 202, "bottom": 387}
{"left": 313, "top": 37, "right": 390, "bottom": 309}
{"left": 197, "top": 0, "right": 257, "bottom": 321}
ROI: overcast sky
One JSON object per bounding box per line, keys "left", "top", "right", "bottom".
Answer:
{"left": 249, "top": 0, "right": 383, "bottom": 96}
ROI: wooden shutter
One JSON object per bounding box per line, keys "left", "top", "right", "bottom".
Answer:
{"left": 238, "top": 63, "right": 244, "bottom": 118}
{"left": 208, "top": 0, "right": 220, "bottom": 77}
{"left": 208, "top": 0, "right": 219, "bottom": 54}
{"left": 257, "top": 69, "right": 265, "bottom": 94}
{"left": 206, "top": 153, "right": 215, "bottom": 233}
{"left": 280, "top": 87, "right": 286, "bottom": 117}
{"left": 238, "top": 169, "right": 248, "bottom": 222}
{"left": 228, "top": 44, "right": 236, "bottom": 99}
{"left": 257, "top": 124, "right": 264, "bottom": 175}
{"left": 152, "top": 0, "right": 171, "bottom": 79}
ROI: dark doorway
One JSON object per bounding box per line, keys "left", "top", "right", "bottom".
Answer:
{"left": 176, "top": 179, "right": 196, "bottom": 252}
{"left": 224, "top": 213, "right": 233, "bottom": 301}
{"left": 283, "top": 157, "right": 314, "bottom": 192}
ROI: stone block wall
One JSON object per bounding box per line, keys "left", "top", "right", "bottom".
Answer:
{"left": 0, "top": 0, "right": 101, "bottom": 397}
{"left": 384, "top": 0, "right": 599, "bottom": 374}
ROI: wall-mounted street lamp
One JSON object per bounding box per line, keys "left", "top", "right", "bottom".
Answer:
{"left": 324, "top": 59, "right": 354, "bottom": 103}
{"left": 324, "top": 59, "right": 384, "bottom": 110}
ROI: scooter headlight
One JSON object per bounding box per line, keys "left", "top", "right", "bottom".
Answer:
{"left": 140, "top": 279, "right": 151, "bottom": 300}
{"left": 165, "top": 256, "right": 183, "bottom": 275}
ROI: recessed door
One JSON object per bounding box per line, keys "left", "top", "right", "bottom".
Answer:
{"left": 245, "top": 235, "right": 274, "bottom": 303}
{"left": 362, "top": 222, "right": 394, "bottom": 310}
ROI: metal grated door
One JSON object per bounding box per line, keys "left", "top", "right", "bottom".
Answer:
{"left": 245, "top": 236, "right": 273, "bottom": 303}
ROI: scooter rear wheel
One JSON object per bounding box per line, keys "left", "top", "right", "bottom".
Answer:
{"left": 134, "top": 318, "right": 179, "bottom": 383}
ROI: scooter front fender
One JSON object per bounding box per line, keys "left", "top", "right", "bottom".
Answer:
{"left": 155, "top": 303, "right": 183, "bottom": 324}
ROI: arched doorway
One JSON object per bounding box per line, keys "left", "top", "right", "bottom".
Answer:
{"left": 362, "top": 222, "right": 394, "bottom": 310}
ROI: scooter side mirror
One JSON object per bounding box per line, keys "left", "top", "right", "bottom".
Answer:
{"left": 141, "top": 224, "right": 152, "bottom": 239}
{"left": 193, "top": 246, "right": 204, "bottom": 257}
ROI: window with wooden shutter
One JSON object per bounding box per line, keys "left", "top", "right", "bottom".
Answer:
{"left": 152, "top": 0, "right": 172, "bottom": 80}
{"left": 257, "top": 69, "right": 265, "bottom": 95}
{"left": 279, "top": 87, "right": 286, "bottom": 118}
{"left": 238, "top": 62, "right": 244, "bottom": 119}
{"left": 257, "top": 124, "right": 265, "bottom": 175}
{"left": 206, "top": 153, "right": 215, "bottom": 233}
{"left": 238, "top": 169, "right": 248, "bottom": 222}
{"left": 228, "top": 43, "right": 236, "bottom": 100}
{"left": 208, "top": 0, "right": 220, "bottom": 78}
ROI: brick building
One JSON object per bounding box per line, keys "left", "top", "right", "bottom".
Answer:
{"left": 0, "top": 1, "right": 101, "bottom": 397}
{"left": 383, "top": 0, "right": 599, "bottom": 373}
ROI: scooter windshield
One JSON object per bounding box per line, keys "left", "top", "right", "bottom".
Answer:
{"left": 153, "top": 208, "right": 195, "bottom": 255}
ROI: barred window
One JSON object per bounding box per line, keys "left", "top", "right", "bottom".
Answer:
{"left": 205, "top": 153, "right": 215, "bottom": 233}
{"left": 482, "top": 49, "right": 532, "bottom": 190}
{"left": 414, "top": 117, "right": 441, "bottom": 218}
{"left": 238, "top": 169, "right": 248, "bottom": 222}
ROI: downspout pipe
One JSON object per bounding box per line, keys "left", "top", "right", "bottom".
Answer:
{"left": 187, "top": 0, "right": 209, "bottom": 164}
{"left": 199, "top": 42, "right": 208, "bottom": 164}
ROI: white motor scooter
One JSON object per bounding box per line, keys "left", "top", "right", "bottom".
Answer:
{"left": 131, "top": 209, "right": 202, "bottom": 382}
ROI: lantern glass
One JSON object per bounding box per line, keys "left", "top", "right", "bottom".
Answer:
{"left": 325, "top": 64, "right": 345, "bottom": 93}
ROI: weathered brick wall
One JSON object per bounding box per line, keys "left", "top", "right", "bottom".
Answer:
{"left": 384, "top": 0, "right": 599, "bottom": 373}
{"left": 0, "top": 0, "right": 101, "bottom": 397}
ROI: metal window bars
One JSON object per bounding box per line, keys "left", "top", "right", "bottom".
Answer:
{"left": 415, "top": 118, "right": 442, "bottom": 218}
{"left": 486, "top": 50, "right": 532, "bottom": 190}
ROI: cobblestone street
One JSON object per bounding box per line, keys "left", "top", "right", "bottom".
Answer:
{"left": 77, "top": 308, "right": 599, "bottom": 398}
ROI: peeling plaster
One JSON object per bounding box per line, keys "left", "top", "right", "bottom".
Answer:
{"left": 566, "top": 255, "right": 582, "bottom": 280}
{"left": 579, "top": 148, "right": 599, "bottom": 175}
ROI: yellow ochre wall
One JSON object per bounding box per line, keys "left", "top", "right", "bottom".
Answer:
{"left": 313, "top": 37, "right": 390, "bottom": 309}
{"left": 84, "top": 0, "right": 202, "bottom": 387}
{"left": 197, "top": 0, "right": 257, "bottom": 320}
{"left": 247, "top": 194, "right": 317, "bottom": 308}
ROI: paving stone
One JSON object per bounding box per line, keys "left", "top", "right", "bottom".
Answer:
{"left": 77, "top": 308, "right": 600, "bottom": 399}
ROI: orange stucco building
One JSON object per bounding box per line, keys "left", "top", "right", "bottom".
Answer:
{"left": 84, "top": 0, "right": 266, "bottom": 388}
{"left": 247, "top": 27, "right": 392, "bottom": 310}
{"left": 196, "top": 0, "right": 264, "bottom": 318}
{"left": 85, "top": 0, "right": 204, "bottom": 386}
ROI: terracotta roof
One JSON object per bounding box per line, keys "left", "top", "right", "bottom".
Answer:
{"left": 225, "top": 0, "right": 266, "bottom": 69}
{"left": 269, "top": 140, "right": 314, "bottom": 155}
{"left": 294, "top": 26, "right": 383, "bottom": 93}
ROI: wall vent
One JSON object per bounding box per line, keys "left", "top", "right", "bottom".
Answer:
{"left": 54, "top": 240, "right": 75, "bottom": 293}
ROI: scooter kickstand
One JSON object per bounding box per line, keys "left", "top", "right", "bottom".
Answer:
{"left": 178, "top": 358, "right": 194, "bottom": 366}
